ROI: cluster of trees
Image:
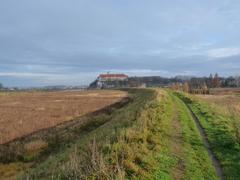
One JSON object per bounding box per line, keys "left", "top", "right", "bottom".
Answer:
{"left": 172, "top": 73, "right": 228, "bottom": 94}
{"left": 172, "top": 82, "right": 209, "bottom": 94}
{"left": 222, "top": 76, "right": 240, "bottom": 87}
{"left": 128, "top": 74, "right": 228, "bottom": 90}
{"left": 172, "top": 74, "right": 240, "bottom": 94}
{"left": 0, "top": 83, "right": 3, "bottom": 89}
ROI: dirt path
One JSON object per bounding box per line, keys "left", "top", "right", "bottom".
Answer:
{"left": 171, "top": 105, "right": 185, "bottom": 180}
{"left": 186, "top": 104, "right": 224, "bottom": 180}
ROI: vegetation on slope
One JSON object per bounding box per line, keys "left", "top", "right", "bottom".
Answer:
{"left": 19, "top": 89, "right": 156, "bottom": 179}
{"left": 1, "top": 89, "right": 222, "bottom": 179}
{"left": 176, "top": 92, "right": 240, "bottom": 179}
{"left": 18, "top": 89, "right": 218, "bottom": 179}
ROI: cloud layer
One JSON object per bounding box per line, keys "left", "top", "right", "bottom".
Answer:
{"left": 0, "top": 0, "right": 240, "bottom": 86}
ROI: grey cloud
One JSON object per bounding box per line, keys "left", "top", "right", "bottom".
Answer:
{"left": 0, "top": 0, "right": 240, "bottom": 86}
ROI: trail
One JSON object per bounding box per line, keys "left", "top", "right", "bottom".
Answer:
{"left": 171, "top": 104, "right": 184, "bottom": 180}
{"left": 185, "top": 103, "right": 224, "bottom": 180}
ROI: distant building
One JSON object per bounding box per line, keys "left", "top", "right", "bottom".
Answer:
{"left": 97, "top": 73, "right": 128, "bottom": 89}
{"left": 98, "top": 74, "right": 128, "bottom": 82}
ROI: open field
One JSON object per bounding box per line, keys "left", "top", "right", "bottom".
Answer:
{"left": 196, "top": 93, "right": 240, "bottom": 114}
{"left": 0, "top": 90, "right": 127, "bottom": 144}
{"left": 1, "top": 88, "right": 240, "bottom": 179}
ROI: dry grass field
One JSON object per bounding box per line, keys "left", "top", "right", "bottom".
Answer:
{"left": 0, "top": 90, "right": 127, "bottom": 144}
{"left": 197, "top": 88, "right": 240, "bottom": 114}
{"left": 210, "top": 88, "right": 240, "bottom": 95}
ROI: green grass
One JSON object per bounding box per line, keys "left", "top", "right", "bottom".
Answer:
{"left": 176, "top": 92, "right": 240, "bottom": 179}
{"left": 1, "top": 88, "right": 222, "bottom": 179}
{"left": 169, "top": 92, "right": 217, "bottom": 180}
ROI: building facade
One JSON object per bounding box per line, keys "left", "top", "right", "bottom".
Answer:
{"left": 97, "top": 74, "right": 128, "bottom": 89}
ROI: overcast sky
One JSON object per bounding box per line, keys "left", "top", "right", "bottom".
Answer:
{"left": 0, "top": 0, "right": 240, "bottom": 87}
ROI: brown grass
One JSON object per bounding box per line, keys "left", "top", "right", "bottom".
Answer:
{"left": 0, "top": 162, "right": 30, "bottom": 180}
{"left": 210, "top": 87, "right": 240, "bottom": 95}
{"left": 0, "top": 90, "right": 127, "bottom": 144}
{"left": 24, "top": 140, "right": 48, "bottom": 152}
{"left": 195, "top": 88, "right": 240, "bottom": 143}
{"left": 196, "top": 94, "right": 240, "bottom": 113}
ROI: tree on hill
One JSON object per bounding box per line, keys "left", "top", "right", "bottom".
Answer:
{"left": 0, "top": 83, "right": 3, "bottom": 89}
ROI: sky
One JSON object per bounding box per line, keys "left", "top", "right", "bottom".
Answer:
{"left": 0, "top": 0, "right": 240, "bottom": 87}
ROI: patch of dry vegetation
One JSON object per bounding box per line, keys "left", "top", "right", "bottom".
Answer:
{"left": 209, "top": 88, "right": 240, "bottom": 96}
{"left": 0, "top": 90, "right": 127, "bottom": 144}
{"left": 196, "top": 94, "right": 240, "bottom": 113}
{"left": 196, "top": 93, "right": 240, "bottom": 143}
{"left": 0, "top": 162, "right": 29, "bottom": 180}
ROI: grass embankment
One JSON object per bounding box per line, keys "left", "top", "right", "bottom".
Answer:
{"left": 1, "top": 89, "right": 218, "bottom": 179}
{"left": 17, "top": 88, "right": 156, "bottom": 179}
{"left": 176, "top": 92, "right": 240, "bottom": 179}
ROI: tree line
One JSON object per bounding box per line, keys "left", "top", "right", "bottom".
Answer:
{"left": 171, "top": 74, "right": 240, "bottom": 94}
{"left": 90, "top": 74, "right": 240, "bottom": 90}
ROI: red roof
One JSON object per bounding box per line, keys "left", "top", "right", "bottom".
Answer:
{"left": 99, "top": 74, "right": 128, "bottom": 78}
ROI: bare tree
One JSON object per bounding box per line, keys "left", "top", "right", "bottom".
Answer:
{"left": 208, "top": 74, "right": 213, "bottom": 88}
{"left": 213, "top": 73, "right": 220, "bottom": 88}
{"left": 202, "top": 82, "right": 209, "bottom": 94}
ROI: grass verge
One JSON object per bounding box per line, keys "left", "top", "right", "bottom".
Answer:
{"left": 176, "top": 92, "right": 240, "bottom": 179}
{"left": 169, "top": 91, "right": 217, "bottom": 180}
